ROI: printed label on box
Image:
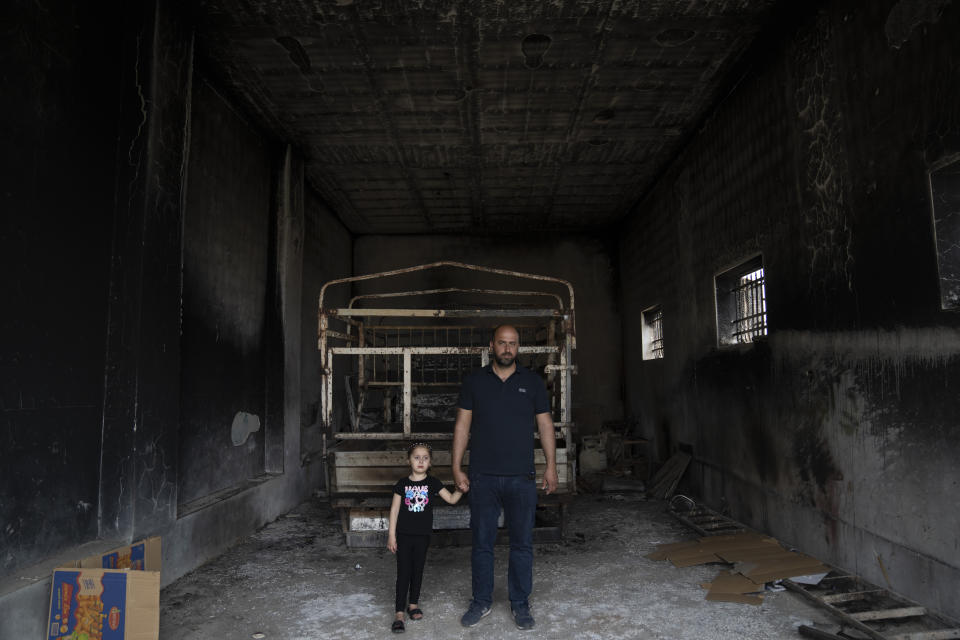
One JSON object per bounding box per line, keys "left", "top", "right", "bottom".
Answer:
{"left": 102, "top": 552, "right": 124, "bottom": 570}
{"left": 103, "top": 542, "right": 143, "bottom": 570}
{"left": 129, "top": 542, "right": 145, "bottom": 570}
{"left": 48, "top": 570, "right": 128, "bottom": 640}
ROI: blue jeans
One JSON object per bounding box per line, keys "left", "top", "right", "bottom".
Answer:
{"left": 469, "top": 473, "right": 537, "bottom": 608}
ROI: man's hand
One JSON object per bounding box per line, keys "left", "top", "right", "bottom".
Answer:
{"left": 453, "top": 468, "right": 470, "bottom": 493}
{"left": 452, "top": 408, "right": 472, "bottom": 493}
{"left": 536, "top": 412, "right": 559, "bottom": 494}
{"left": 542, "top": 465, "right": 559, "bottom": 494}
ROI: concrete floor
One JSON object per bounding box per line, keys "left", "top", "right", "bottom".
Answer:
{"left": 159, "top": 492, "right": 833, "bottom": 639}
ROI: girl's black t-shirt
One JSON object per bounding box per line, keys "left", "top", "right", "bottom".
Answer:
{"left": 393, "top": 475, "right": 445, "bottom": 535}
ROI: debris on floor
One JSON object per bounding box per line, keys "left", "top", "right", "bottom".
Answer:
{"left": 660, "top": 496, "right": 960, "bottom": 637}
{"left": 159, "top": 495, "right": 833, "bottom": 639}
{"left": 668, "top": 496, "right": 747, "bottom": 535}
{"left": 701, "top": 570, "right": 766, "bottom": 605}
{"left": 647, "top": 451, "right": 692, "bottom": 499}
{"left": 785, "top": 570, "right": 960, "bottom": 640}
{"left": 796, "top": 623, "right": 855, "bottom": 639}
{"left": 646, "top": 531, "right": 830, "bottom": 606}
{"left": 600, "top": 474, "right": 647, "bottom": 493}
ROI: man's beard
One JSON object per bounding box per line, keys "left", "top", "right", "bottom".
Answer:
{"left": 494, "top": 353, "right": 516, "bottom": 367}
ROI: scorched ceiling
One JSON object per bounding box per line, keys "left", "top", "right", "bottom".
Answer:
{"left": 193, "top": 0, "right": 779, "bottom": 234}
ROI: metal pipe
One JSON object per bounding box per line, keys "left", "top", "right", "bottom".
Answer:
{"left": 365, "top": 381, "right": 465, "bottom": 387}
{"left": 325, "top": 308, "right": 561, "bottom": 318}
{"left": 324, "top": 355, "right": 334, "bottom": 429}
{"left": 334, "top": 432, "right": 455, "bottom": 441}
{"left": 330, "top": 345, "right": 559, "bottom": 355}
{"left": 348, "top": 287, "right": 565, "bottom": 310}
{"left": 323, "top": 329, "right": 358, "bottom": 342}
{"left": 403, "top": 349, "right": 412, "bottom": 434}
{"left": 317, "top": 261, "right": 576, "bottom": 343}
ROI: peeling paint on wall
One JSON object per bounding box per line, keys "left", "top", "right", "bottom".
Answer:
{"left": 793, "top": 14, "right": 855, "bottom": 300}
{"left": 884, "top": 0, "right": 952, "bottom": 49}
{"left": 230, "top": 411, "right": 262, "bottom": 446}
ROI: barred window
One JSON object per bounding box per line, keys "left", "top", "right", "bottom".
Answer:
{"left": 930, "top": 159, "right": 960, "bottom": 310}
{"left": 642, "top": 305, "right": 664, "bottom": 360}
{"left": 716, "top": 256, "right": 767, "bottom": 346}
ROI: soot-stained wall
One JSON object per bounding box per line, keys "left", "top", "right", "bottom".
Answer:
{"left": 0, "top": 0, "right": 351, "bottom": 638}
{"left": 619, "top": 0, "right": 960, "bottom": 619}
{"left": 301, "top": 193, "right": 352, "bottom": 467}
{"left": 0, "top": 0, "right": 121, "bottom": 575}
{"left": 353, "top": 234, "right": 623, "bottom": 435}
{"left": 2, "top": 3, "right": 350, "bottom": 635}
{"left": 179, "top": 77, "right": 274, "bottom": 506}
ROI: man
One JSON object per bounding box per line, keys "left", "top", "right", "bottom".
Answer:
{"left": 451, "top": 324, "right": 559, "bottom": 630}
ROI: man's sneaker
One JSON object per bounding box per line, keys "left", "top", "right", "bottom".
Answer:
{"left": 511, "top": 603, "right": 535, "bottom": 630}
{"left": 460, "top": 601, "right": 491, "bottom": 627}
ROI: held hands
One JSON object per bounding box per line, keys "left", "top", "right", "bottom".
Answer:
{"left": 452, "top": 469, "right": 470, "bottom": 493}
{"left": 387, "top": 534, "right": 397, "bottom": 553}
{"left": 453, "top": 469, "right": 556, "bottom": 492}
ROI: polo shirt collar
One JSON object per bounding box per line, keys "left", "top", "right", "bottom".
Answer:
{"left": 483, "top": 362, "right": 526, "bottom": 379}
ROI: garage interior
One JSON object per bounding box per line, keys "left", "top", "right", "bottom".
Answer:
{"left": 2, "top": 0, "right": 960, "bottom": 637}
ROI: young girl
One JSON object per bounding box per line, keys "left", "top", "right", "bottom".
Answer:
{"left": 387, "top": 442, "right": 464, "bottom": 633}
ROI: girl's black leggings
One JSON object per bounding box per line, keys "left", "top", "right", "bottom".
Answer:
{"left": 395, "top": 533, "right": 431, "bottom": 613}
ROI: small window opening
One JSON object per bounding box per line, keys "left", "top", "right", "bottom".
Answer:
{"left": 642, "top": 305, "right": 664, "bottom": 360}
{"left": 716, "top": 256, "right": 767, "bottom": 346}
{"left": 929, "top": 158, "right": 960, "bottom": 310}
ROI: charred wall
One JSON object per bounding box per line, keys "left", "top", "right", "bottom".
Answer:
{"left": 0, "top": 0, "right": 122, "bottom": 574}
{"left": 300, "top": 193, "right": 352, "bottom": 471}
{"left": 178, "top": 76, "right": 274, "bottom": 506}
{"left": 619, "top": 0, "right": 960, "bottom": 619}
{"left": 1, "top": 0, "right": 347, "bottom": 635}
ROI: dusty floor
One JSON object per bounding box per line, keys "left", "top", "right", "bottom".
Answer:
{"left": 160, "top": 493, "right": 833, "bottom": 639}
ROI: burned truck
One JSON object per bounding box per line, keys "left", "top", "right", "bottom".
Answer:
{"left": 317, "top": 261, "right": 577, "bottom": 545}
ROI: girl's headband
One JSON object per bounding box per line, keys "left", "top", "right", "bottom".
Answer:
{"left": 406, "top": 441, "right": 433, "bottom": 454}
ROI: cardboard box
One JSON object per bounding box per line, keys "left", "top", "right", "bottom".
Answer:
{"left": 78, "top": 538, "right": 161, "bottom": 573}
{"left": 46, "top": 568, "right": 159, "bottom": 640}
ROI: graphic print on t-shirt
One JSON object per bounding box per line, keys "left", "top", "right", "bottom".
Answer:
{"left": 404, "top": 485, "right": 429, "bottom": 512}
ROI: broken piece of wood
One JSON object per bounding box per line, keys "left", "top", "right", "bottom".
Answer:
{"left": 797, "top": 625, "right": 845, "bottom": 640}
{"left": 647, "top": 452, "right": 691, "bottom": 499}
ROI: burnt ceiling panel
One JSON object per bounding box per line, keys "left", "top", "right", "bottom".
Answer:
{"left": 194, "top": 0, "right": 779, "bottom": 234}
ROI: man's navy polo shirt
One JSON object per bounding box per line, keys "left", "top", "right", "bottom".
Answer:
{"left": 457, "top": 364, "right": 550, "bottom": 475}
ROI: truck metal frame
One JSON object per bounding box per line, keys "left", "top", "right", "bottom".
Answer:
{"left": 317, "top": 261, "right": 578, "bottom": 545}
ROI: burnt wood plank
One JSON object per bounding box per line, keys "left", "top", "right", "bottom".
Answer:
{"left": 849, "top": 607, "right": 927, "bottom": 622}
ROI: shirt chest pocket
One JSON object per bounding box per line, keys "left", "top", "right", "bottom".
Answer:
{"left": 506, "top": 384, "right": 536, "bottom": 414}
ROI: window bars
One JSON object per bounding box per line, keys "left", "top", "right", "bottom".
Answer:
{"left": 730, "top": 267, "right": 767, "bottom": 343}
{"left": 643, "top": 306, "right": 664, "bottom": 360}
